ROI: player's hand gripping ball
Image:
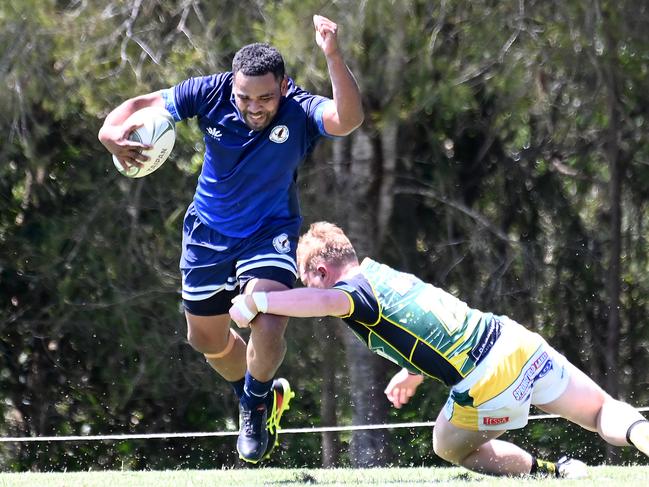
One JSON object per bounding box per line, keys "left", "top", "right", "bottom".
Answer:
{"left": 113, "top": 106, "right": 176, "bottom": 178}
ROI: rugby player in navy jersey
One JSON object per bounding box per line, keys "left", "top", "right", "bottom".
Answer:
{"left": 230, "top": 221, "right": 649, "bottom": 477}
{"left": 98, "top": 16, "right": 363, "bottom": 463}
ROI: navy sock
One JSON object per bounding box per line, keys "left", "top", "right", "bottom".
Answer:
{"left": 241, "top": 371, "right": 273, "bottom": 410}
{"left": 229, "top": 377, "right": 245, "bottom": 400}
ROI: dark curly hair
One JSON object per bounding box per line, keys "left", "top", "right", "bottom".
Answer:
{"left": 232, "top": 43, "right": 285, "bottom": 81}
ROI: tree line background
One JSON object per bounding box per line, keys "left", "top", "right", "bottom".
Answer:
{"left": 2, "top": 0, "right": 649, "bottom": 472}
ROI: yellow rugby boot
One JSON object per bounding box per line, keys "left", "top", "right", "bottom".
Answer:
{"left": 262, "top": 378, "right": 295, "bottom": 461}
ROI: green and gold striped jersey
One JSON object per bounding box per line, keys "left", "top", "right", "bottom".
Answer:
{"left": 334, "top": 258, "right": 500, "bottom": 386}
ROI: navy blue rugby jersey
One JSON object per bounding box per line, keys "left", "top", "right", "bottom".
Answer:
{"left": 162, "top": 73, "right": 332, "bottom": 238}
{"left": 334, "top": 258, "right": 501, "bottom": 386}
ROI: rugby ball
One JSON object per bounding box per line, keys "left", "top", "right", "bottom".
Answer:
{"left": 112, "top": 106, "right": 176, "bottom": 178}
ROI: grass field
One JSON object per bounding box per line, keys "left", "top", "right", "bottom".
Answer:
{"left": 1, "top": 466, "right": 648, "bottom": 487}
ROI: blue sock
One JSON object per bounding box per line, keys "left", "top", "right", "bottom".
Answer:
{"left": 241, "top": 371, "right": 273, "bottom": 410}
{"left": 229, "top": 377, "right": 245, "bottom": 400}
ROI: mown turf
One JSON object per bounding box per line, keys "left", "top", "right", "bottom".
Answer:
{"left": 1, "top": 466, "right": 648, "bottom": 487}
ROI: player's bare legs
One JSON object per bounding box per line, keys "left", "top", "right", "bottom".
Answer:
{"left": 432, "top": 360, "right": 649, "bottom": 477}
{"left": 223, "top": 277, "right": 290, "bottom": 463}
{"left": 433, "top": 412, "right": 533, "bottom": 475}
{"left": 536, "top": 361, "right": 649, "bottom": 451}
{"left": 184, "top": 279, "right": 290, "bottom": 382}
{"left": 244, "top": 278, "right": 290, "bottom": 381}
{"left": 185, "top": 312, "right": 247, "bottom": 380}
{"left": 185, "top": 280, "right": 293, "bottom": 464}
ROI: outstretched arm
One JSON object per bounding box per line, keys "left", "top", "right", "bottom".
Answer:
{"left": 313, "top": 14, "right": 364, "bottom": 135}
{"left": 229, "top": 287, "right": 351, "bottom": 328}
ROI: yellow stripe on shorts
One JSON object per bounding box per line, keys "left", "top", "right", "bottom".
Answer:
{"left": 469, "top": 340, "right": 541, "bottom": 406}
{"left": 448, "top": 402, "right": 479, "bottom": 429}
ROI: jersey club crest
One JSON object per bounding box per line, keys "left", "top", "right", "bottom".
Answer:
{"left": 269, "top": 125, "right": 289, "bottom": 143}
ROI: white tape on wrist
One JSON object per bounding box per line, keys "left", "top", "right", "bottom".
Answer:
{"left": 251, "top": 292, "right": 268, "bottom": 313}
{"left": 234, "top": 298, "right": 256, "bottom": 321}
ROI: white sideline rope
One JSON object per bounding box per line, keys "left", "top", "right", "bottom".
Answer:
{"left": 2, "top": 407, "right": 648, "bottom": 443}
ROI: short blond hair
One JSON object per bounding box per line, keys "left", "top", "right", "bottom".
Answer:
{"left": 297, "top": 222, "right": 357, "bottom": 274}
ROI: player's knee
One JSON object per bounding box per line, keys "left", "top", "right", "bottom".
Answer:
{"left": 249, "top": 314, "right": 289, "bottom": 348}
{"left": 186, "top": 324, "right": 229, "bottom": 354}
{"left": 432, "top": 431, "right": 462, "bottom": 465}
{"left": 187, "top": 332, "right": 213, "bottom": 354}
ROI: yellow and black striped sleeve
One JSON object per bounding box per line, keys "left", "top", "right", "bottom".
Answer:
{"left": 333, "top": 275, "right": 380, "bottom": 325}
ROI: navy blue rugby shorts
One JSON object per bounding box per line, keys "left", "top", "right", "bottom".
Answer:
{"left": 180, "top": 203, "right": 300, "bottom": 316}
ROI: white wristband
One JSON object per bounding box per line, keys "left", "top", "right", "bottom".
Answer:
{"left": 251, "top": 292, "right": 268, "bottom": 313}
{"left": 234, "top": 297, "right": 256, "bottom": 321}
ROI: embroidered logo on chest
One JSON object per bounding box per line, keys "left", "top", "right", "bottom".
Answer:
{"left": 269, "top": 125, "right": 289, "bottom": 143}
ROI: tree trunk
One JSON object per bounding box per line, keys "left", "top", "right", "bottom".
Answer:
{"left": 317, "top": 316, "right": 341, "bottom": 467}
{"left": 602, "top": 11, "right": 623, "bottom": 462}
{"left": 341, "top": 331, "right": 389, "bottom": 467}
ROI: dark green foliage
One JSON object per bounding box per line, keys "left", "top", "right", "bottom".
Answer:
{"left": 1, "top": 0, "right": 649, "bottom": 471}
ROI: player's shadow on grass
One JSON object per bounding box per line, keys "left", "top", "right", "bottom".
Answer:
{"left": 270, "top": 470, "right": 483, "bottom": 485}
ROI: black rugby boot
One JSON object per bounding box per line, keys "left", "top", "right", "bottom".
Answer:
{"left": 236, "top": 403, "right": 268, "bottom": 463}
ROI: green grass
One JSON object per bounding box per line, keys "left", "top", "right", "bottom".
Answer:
{"left": 1, "top": 466, "right": 648, "bottom": 487}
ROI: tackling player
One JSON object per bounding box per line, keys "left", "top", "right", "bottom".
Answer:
{"left": 230, "top": 221, "right": 649, "bottom": 477}
{"left": 99, "top": 17, "right": 363, "bottom": 464}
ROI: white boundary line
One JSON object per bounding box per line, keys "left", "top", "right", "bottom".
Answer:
{"left": 2, "top": 407, "right": 648, "bottom": 443}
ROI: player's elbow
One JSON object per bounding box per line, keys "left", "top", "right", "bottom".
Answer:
{"left": 338, "top": 110, "right": 364, "bottom": 135}
{"left": 349, "top": 106, "right": 365, "bottom": 131}
{"left": 97, "top": 124, "right": 113, "bottom": 145}
{"left": 350, "top": 111, "right": 365, "bottom": 132}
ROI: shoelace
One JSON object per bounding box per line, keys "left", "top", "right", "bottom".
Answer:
{"left": 241, "top": 406, "right": 265, "bottom": 435}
